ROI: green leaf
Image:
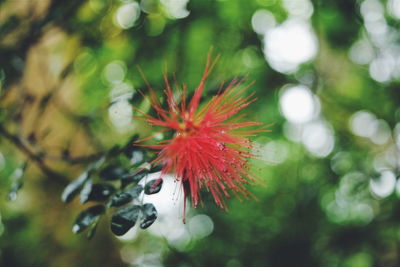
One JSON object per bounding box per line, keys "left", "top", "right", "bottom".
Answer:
{"left": 7, "top": 164, "right": 26, "bottom": 201}
{"left": 150, "top": 163, "right": 163, "bottom": 172}
{"left": 111, "top": 204, "right": 141, "bottom": 236}
{"left": 144, "top": 178, "right": 163, "bottom": 195}
{"left": 122, "top": 134, "right": 139, "bottom": 158}
{"left": 110, "top": 192, "right": 133, "bottom": 207}
{"left": 99, "top": 165, "right": 129, "bottom": 181}
{"left": 73, "top": 205, "right": 105, "bottom": 234}
{"left": 110, "top": 185, "right": 143, "bottom": 207}
{"left": 79, "top": 179, "right": 93, "bottom": 203}
{"left": 140, "top": 203, "right": 157, "bottom": 229}
{"left": 80, "top": 183, "right": 116, "bottom": 203}
{"left": 121, "top": 170, "right": 148, "bottom": 188}
{"left": 86, "top": 220, "right": 99, "bottom": 240}
{"left": 62, "top": 172, "right": 90, "bottom": 203}
{"left": 126, "top": 184, "right": 144, "bottom": 198}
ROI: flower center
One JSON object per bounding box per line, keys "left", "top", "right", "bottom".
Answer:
{"left": 178, "top": 120, "right": 199, "bottom": 137}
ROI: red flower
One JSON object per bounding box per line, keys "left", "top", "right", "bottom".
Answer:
{"left": 135, "top": 53, "right": 263, "bottom": 219}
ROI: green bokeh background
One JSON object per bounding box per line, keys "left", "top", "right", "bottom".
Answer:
{"left": 1, "top": 0, "right": 400, "bottom": 266}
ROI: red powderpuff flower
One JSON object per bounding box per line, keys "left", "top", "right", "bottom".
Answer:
{"left": 135, "top": 53, "right": 263, "bottom": 218}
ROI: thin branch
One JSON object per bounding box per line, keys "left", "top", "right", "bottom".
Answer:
{"left": 46, "top": 152, "right": 104, "bottom": 164}
{"left": 0, "top": 125, "right": 68, "bottom": 185}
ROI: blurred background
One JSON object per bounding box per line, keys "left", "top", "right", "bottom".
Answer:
{"left": 1, "top": 0, "right": 400, "bottom": 266}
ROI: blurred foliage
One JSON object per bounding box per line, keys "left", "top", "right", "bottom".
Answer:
{"left": 1, "top": 0, "right": 400, "bottom": 266}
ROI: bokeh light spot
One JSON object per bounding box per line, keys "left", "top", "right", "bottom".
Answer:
{"left": 115, "top": 2, "right": 141, "bottom": 29}
{"left": 188, "top": 214, "right": 214, "bottom": 239}
{"left": 283, "top": 0, "right": 314, "bottom": 19}
{"left": 302, "top": 121, "right": 334, "bottom": 158}
{"left": 263, "top": 19, "right": 318, "bottom": 73}
{"left": 370, "top": 170, "right": 396, "bottom": 198}
{"left": 251, "top": 9, "right": 276, "bottom": 35}
{"left": 103, "top": 60, "right": 127, "bottom": 85}
{"left": 279, "top": 85, "right": 318, "bottom": 124}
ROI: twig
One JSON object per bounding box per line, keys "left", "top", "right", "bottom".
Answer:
{"left": 46, "top": 152, "right": 104, "bottom": 164}
{"left": 0, "top": 125, "right": 68, "bottom": 185}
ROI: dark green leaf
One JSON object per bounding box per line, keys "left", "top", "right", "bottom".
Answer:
{"left": 107, "top": 145, "right": 121, "bottom": 156}
{"left": 72, "top": 205, "right": 105, "bottom": 234}
{"left": 61, "top": 172, "right": 90, "bottom": 203}
{"left": 144, "top": 178, "right": 163, "bottom": 195}
{"left": 122, "top": 134, "right": 139, "bottom": 158}
{"left": 150, "top": 163, "right": 163, "bottom": 172}
{"left": 81, "top": 183, "right": 116, "bottom": 204}
{"left": 7, "top": 164, "right": 26, "bottom": 201}
{"left": 86, "top": 220, "right": 99, "bottom": 240}
{"left": 110, "top": 185, "right": 143, "bottom": 207}
{"left": 91, "top": 156, "right": 106, "bottom": 169}
{"left": 121, "top": 170, "right": 148, "bottom": 188}
{"left": 130, "top": 150, "right": 145, "bottom": 165}
{"left": 79, "top": 179, "right": 93, "bottom": 203}
{"left": 110, "top": 192, "right": 133, "bottom": 207}
{"left": 99, "top": 165, "right": 129, "bottom": 181}
{"left": 111, "top": 205, "right": 141, "bottom": 236}
{"left": 140, "top": 203, "right": 157, "bottom": 229}
{"left": 126, "top": 184, "right": 144, "bottom": 198}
